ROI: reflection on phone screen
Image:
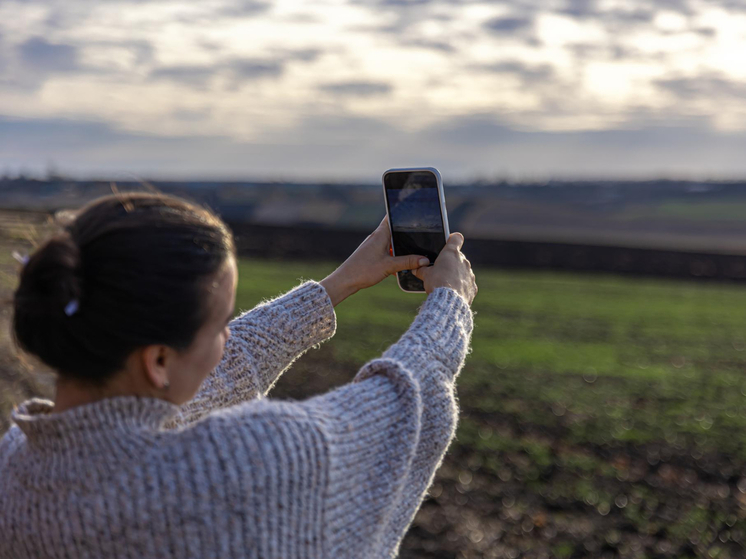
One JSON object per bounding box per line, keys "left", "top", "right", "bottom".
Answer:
{"left": 384, "top": 171, "right": 446, "bottom": 292}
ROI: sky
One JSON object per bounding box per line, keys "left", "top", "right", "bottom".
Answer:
{"left": 1, "top": 0, "right": 745, "bottom": 182}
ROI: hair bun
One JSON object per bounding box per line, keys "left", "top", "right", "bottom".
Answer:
{"left": 16, "top": 231, "right": 82, "bottom": 316}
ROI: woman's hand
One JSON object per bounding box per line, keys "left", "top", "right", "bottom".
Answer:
{"left": 320, "top": 216, "right": 430, "bottom": 307}
{"left": 412, "top": 232, "right": 477, "bottom": 305}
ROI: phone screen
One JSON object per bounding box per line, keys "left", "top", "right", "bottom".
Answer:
{"left": 384, "top": 170, "right": 446, "bottom": 292}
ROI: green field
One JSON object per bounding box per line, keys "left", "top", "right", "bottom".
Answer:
{"left": 3, "top": 249, "right": 746, "bottom": 558}
{"left": 235, "top": 258, "right": 746, "bottom": 558}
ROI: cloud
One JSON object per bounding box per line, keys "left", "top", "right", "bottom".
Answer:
{"left": 150, "top": 58, "right": 283, "bottom": 88}
{"left": 109, "top": 40, "right": 155, "bottom": 66}
{"left": 0, "top": 113, "right": 393, "bottom": 180}
{"left": 0, "top": 32, "right": 5, "bottom": 73}
{"left": 484, "top": 16, "right": 533, "bottom": 34}
{"left": 286, "top": 49, "right": 323, "bottom": 63}
{"left": 415, "top": 114, "right": 746, "bottom": 178}
{"left": 318, "top": 80, "right": 393, "bottom": 97}
{"left": 694, "top": 27, "right": 717, "bottom": 37}
{"left": 480, "top": 61, "right": 555, "bottom": 84}
{"left": 567, "top": 42, "right": 648, "bottom": 63}
{"left": 554, "top": 0, "right": 677, "bottom": 20}
{"left": 147, "top": 48, "right": 316, "bottom": 89}
{"left": 399, "top": 37, "right": 457, "bottom": 53}
{"left": 149, "top": 65, "right": 217, "bottom": 88}
{"left": 7, "top": 37, "right": 158, "bottom": 93}
{"left": 558, "top": 0, "right": 599, "bottom": 19}
{"left": 0, "top": 115, "right": 120, "bottom": 153}
{"left": 286, "top": 113, "right": 396, "bottom": 142}
{"left": 227, "top": 59, "right": 283, "bottom": 80}
{"left": 18, "top": 37, "right": 79, "bottom": 73}
{"left": 0, "top": 36, "right": 82, "bottom": 90}
{"left": 656, "top": 75, "right": 746, "bottom": 100}
{"left": 171, "top": 108, "right": 212, "bottom": 122}
{"left": 218, "top": 0, "right": 271, "bottom": 17}
{"left": 5, "top": 112, "right": 746, "bottom": 181}
{"left": 721, "top": 0, "right": 746, "bottom": 11}
{"left": 548, "top": 0, "right": 667, "bottom": 34}
{"left": 351, "top": 0, "right": 441, "bottom": 7}
{"left": 348, "top": 0, "right": 456, "bottom": 38}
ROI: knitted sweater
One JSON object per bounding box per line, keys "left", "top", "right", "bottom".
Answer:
{"left": 0, "top": 281, "right": 474, "bottom": 559}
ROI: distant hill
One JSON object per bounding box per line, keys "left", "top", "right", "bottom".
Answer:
{"left": 3, "top": 177, "right": 746, "bottom": 254}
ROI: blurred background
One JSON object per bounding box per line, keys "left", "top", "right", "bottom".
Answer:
{"left": 2, "top": 1, "right": 746, "bottom": 558}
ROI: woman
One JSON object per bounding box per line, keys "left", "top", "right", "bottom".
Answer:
{"left": 0, "top": 192, "right": 476, "bottom": 559}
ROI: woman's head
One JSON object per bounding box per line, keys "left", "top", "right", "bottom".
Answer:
{"left": 12, "top": 192, "right": 237, "bottom": 404}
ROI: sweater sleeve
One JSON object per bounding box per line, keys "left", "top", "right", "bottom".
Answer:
{"left": 169, "top": 281, "right": 336, "bottom": 427}
{"left": 300, "top": 287, "right": 474, "bottom": 557}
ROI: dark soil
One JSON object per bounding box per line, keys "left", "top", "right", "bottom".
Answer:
{"left": 275, "top": 351, "right": 746, "bottom": 559}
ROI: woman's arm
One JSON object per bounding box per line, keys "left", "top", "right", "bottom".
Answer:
{"left": 189, "top": 287, "right": 472, "bottom": 556}
{"left": 300, "top": 287, "right": 473, "bottom": 557}
{"left": 170, "top": 280, "right": 336, "bottom": 426}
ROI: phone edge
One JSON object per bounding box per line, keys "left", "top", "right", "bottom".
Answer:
{"left": 381, "top": 167, "right": 449, "bottom": 294}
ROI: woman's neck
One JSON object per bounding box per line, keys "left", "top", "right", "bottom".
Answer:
{"left": 53, "top": 375, "right": 140, "bottom": 413}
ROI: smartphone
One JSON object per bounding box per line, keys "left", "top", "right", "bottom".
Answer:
{"left": 382, "top": 167, "right": 450, "bottom": 293}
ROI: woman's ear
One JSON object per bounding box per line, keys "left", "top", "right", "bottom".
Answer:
{"left": 140, "top": 344, "right": 171, "bottom": 390}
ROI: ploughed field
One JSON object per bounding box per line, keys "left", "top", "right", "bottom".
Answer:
{"left": 2, "top": 215, "right": 746, "bottom": 558}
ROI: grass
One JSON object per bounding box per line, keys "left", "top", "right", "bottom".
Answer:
{"left": 234, "top": 258, "right": 746, "bottom": 557}
{"left": 235, "top": 257, "right": 746, "bottom": 446}
{"left": 236, "top": 259, "right": 746, "bottom": 450}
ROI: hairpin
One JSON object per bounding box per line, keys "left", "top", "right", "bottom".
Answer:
{"left": 12, "top": 251, "right": 29, "bottom": 265}
{"left": 64, "top": 299, "right": 79, "bottom": 317}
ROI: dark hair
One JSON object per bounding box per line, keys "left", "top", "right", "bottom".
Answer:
{"left": 12, "top": 192, "right": 236, "bottom": 385}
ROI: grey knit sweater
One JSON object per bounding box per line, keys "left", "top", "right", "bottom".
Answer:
{"left": 0, "top": 281, "right": 473, "bottom": 559}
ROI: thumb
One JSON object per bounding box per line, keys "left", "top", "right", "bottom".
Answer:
{"left": 411, "top": 264, "right": 430, "bottom": 281}
{"left": 447, "top": 232, "right": 465, "bottom": 250}
{"left": 388, "top": 254, "right": 430, "bottom": 275}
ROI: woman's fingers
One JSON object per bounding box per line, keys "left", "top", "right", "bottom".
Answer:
{"left": 387, "top": 254, "right": 429, "bottom": 275}
{"left": 411, "top": 262, "right": 434, "bottom": 282}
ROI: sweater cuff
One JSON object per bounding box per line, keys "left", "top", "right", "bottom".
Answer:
{"left": 279, "top": 280, "right": 337, "bottom": 348}
{"left": 407, "top": 287, "right": 474, "bottom": 351}
{"left": 288, "top": 281, "right": 337, "bottom": 336}
{"left": 382, "top": 286, "right": 474, "bottom": 378}
{"left": 422, "top": 286, "right": 474, "bottom": 338}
